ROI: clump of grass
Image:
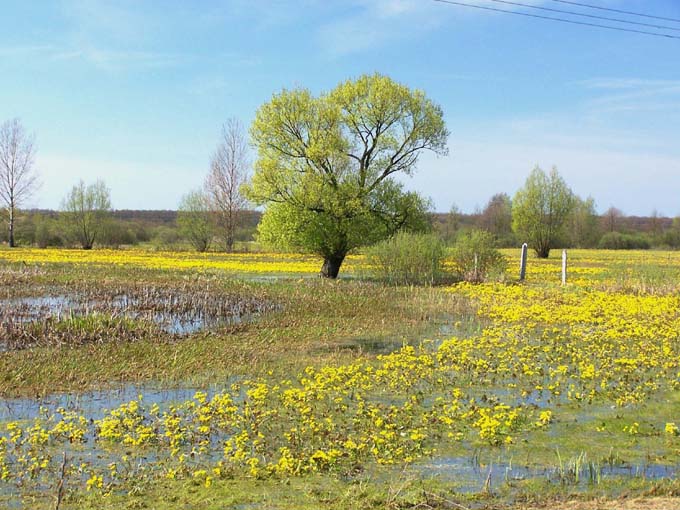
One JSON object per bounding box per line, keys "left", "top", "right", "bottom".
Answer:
{"left": 2, "top": 313, "right": 157, "bottom": 349}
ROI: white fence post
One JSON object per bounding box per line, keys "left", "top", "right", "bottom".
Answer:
{"left": 519, "top": 243, "right": 528, "bottom": 281}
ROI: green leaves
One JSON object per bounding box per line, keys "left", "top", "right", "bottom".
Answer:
{"left": 246, "top": 73, "right": 448, "bottom": 276}
{"left": 512, "top": 166, "right": 575, "bottom": 258}
{"left": 177, "top": 190, "right": 213, "bottom": 253}
{"left": 61, "top": 179, "right": 112, "bottom": 249}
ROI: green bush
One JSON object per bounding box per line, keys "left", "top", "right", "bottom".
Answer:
{"left": 451, "top": 229, "right": 507, "bottom": 282}
{"left": 366, "top": 232, "right": 447, "bottom": 285}
{"left": 598, "top": 232, "right": 650, "bottom": 250}
{"left": 151, "top": 226, "right": 183, "bottom": 249}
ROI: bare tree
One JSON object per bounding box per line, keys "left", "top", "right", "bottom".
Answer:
{"left": 603, "top": 206, "right": 623, "bottom": 233}
{"left": 205, "top": 119, "right": 250, "bottom": 252}
{"left": 0, "top": 119, "right": 39, "bottom": 247}
{"left": 478, "top": 193, "right": 513, "bottom": 239}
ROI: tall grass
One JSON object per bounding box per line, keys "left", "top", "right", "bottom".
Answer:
{"left": 451, "top": 229, "right": 507, "bottom": 283}
{"left": 365, "top": 232, "right": 447, "bottom": 285}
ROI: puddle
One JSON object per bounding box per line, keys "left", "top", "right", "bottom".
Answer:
{"left": 416, "top": 456, "right": 678, "bottom": 493}
{"left": 0, "top": 384, "right": 214, "bottom": 422}
{"left": 317, "top": 337, "right": 414, "bottom": 355}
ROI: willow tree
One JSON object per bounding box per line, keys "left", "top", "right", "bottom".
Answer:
{"left": 512, "top": 166, "right": 574, "bottom": 258}
{"left": 61, "top": 179, "right": 111, "bottom": 249}
{"left": 177, "top": 189, "right": 213, "bottom": 252}
{"left": 245, "top": 73, "right": 448, "bottom": 278}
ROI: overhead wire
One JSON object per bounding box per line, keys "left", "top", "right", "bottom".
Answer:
{"left": 487, "top": 0, "right": 680, "bottom": 32}
{"left": 432, "top": 0, "right": 680, "bottom": 40}
{"left": 548, "top": 0, "right": 680, "bottom": 24}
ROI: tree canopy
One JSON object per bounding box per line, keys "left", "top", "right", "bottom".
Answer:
{"left": 178, "top": 189, "right": 213, "bottom": 253}
{"left": 244, "top": 73, "right": 448, "bottom": 277}
{"left": 61, "top": 179, "right": 111, "bottom": 249}
{"left": 512, "top": 166, "right": 574, "bottom": 258}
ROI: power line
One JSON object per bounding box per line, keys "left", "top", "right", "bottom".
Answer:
{"left": 432, "top": 0, "right": 680, "bottom": 40}
{"left": 549, "top": 0, "right": 680, "bottom": 24}
{"left": 488, "top": 0, "right": 680, "bottom": 32}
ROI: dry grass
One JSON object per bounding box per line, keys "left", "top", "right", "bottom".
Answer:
{"left": 520, "top": 497, "right": 680, "bottom": 510}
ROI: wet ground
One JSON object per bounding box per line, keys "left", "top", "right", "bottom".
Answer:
{"left": 0, "top": 286, "right": 278, "bottom": 349}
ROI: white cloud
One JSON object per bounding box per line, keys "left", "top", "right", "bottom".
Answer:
{"left": 396, "top": 74, "right": 680, "bottom": 216}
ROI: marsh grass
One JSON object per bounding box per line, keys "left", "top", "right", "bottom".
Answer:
{"left": 0, "top": 282, "right": 276, "bottom": 349}
{"left": 7, "top": 468, "right": 680, "bottom": 510}
{"left": 2, "top": 313, "right": 156, "bottom": 350}
{"left": 0, "top": 276, "right": 475, "bottom": 397}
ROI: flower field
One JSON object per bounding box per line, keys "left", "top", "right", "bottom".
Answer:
{"left": 1, "top": 247, "right": 680, "bottom": 508}
{"left": 0, "top": 247, "right": 362, "bottom": 275}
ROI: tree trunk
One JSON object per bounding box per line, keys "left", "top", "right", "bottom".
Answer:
{"left": 320, "top": 253, "right": 346, "bottom": 279}
{"left": 8, "top": 206, "right": 14, "bottom": 248}
{"left": 536, "top": 246, "right": 550, "bottom": 258}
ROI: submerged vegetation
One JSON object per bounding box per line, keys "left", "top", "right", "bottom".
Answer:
{"left": 1, "top": 247, "right": 680, "bottom": 508}
{"left": 0, "top": 283, "right": 275, "bottom": 349}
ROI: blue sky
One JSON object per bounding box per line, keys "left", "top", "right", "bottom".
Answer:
{"left": 1, "top": 0, "right": 679, "bottom": 215}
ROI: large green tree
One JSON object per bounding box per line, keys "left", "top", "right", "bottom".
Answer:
{"left": 245, "top": 73, "right": 448, "bottom": 278}
{"left": 512, "top": 166, "right": 574, "bottom": 258}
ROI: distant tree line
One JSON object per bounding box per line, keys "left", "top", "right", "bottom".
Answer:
{"left": 5, "top": 208, "right": 261, "bottom": 250}
{"left": 432, "top": 166, "right": 680, "bottom": 254}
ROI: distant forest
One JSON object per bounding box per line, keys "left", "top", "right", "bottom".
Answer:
{"left": 6, "top": 205, "right": 680, "bottom": 251}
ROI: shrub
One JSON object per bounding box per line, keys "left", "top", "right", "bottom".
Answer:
{"left": 152, "top": 226, "right": 183, "bottom": 249}
{"left": 598, "top": 232, "right": 650, "bottom": 250}
{"left": 34, "top": 217, "right": 65, "bottom": 248}
{"left": 451, "top": 229, "right": 507, "bottom": 282}
{"left": 99, "top": 220, "right": 137, "bottom": 248}
{"left": 366, "top": 232, "right": 447, "bottom": 285}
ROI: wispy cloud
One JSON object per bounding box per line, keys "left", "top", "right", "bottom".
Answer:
{"left": 579, "top": 78, "right": 680, "bottom": 90}
{"left": 316, "top": 0, "right": 551, "bottom": 57}
{"left": 59, "top": 0, "right": 151, "bottom": 44}
{"left": 52, "top": 47, "right": 183, "bottom": 70}
{"left": 0, "top": 45, "right": 57, "bottom": 58}
{"left": 316, "top": 0, "right": 443, "bottom": 57}
{"left": 0, "top": 43, "right": 183, "bottom": 71}
{"left": 577, "top": 77, "right": 680, "bottom": 116}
